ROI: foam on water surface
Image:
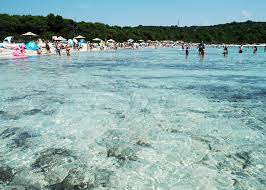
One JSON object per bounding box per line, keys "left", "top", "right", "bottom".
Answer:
{"left": 0, "top": 48, "right": 265, "bottom": 189}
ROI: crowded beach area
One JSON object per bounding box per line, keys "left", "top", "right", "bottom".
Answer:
{"left": 1, "top": 32, "right": 266, "bottom": 60}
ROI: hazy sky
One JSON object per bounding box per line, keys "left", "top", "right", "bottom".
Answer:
{"left": 0, "top": 0, "right": 265, "bottom": 26}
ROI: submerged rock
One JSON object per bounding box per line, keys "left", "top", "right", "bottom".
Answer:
{"left": 235, "top": 151, "right": 251, "bottom": 169}
{"left": 96, "top": 129, "right": 135, "bottom": 148}
{"left": 25, "top": 186, "right": 41, "bottom": 190}
{"left": 9, "top": 169, "right": 46, "bottom": 190}
{"left": 0, "top": 127, "right": 19, "bottom": 139}
{"left": 94, "top": 169, "right": 113, "bottom": 188}
{"left": 0, "top": 111, "right": 20, "bottom": 120}
{"left": 136, "top": 139, "right": 151, "bottom": 148}
{"left": 97, "top": 129, "right": 140, "bottom": 162}
{"left": 60, "top": 168, "right": 95, "bottom": 190}
{"left": 32, "top": 148, "right": 77, "bottom": 186}
{"left": 107, "top": 145, "right": 138, "bottom": 161}
{"left": 11, "top": 132, "right": 38, "bottom": 148}
{"left": 0, "top": 165, "right": 15, "bottom": 183}
{"left": 0, "top": 185, "right": 41, "bottom": 190}
{"left": 22, "top": 109, "right": 42, "bottom": 116}
{"left": 32, "top": 148, "right": 76, "bottom": 170}
{"left": 47, "top": 167, "right": 113, "bottom": 190}
{"left": 5, "top": 94, "right": 31, "bottom": 102}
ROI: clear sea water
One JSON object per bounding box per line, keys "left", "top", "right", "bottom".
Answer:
{"left": 0, "top": 47, "right": 265, "bottom": 190}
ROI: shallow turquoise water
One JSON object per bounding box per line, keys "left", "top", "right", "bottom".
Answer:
{"left": 0, "top": 48, "right": 266, "bottom": 190}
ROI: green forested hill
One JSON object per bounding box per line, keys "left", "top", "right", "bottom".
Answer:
{"left": 0, "top": 13, "right": 266, "bottom": 43}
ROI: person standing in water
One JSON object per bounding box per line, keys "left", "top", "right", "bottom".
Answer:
{"left": 223, "top": 46, "right": 228, "bottom": 56}
{"left": 185, "top": 46, "right": 189, "bottom": 57}
{"left": 264, "top": 45, "right": 266, "bottom": 52}
{"left": 253, "top": 46, "right": 258, "bottom": 54}
{"left": 55, "top": 42, "right": 61, "bottom": 56}
{"left": 198, "top": 43, "right": 203, "bottom": 55}
{"left": 45, "top": 41, "right": 51, "bottom": 54}
{"left": 198, "top": 41, "right": 205, "bottom": 56}
{"left": 66, "top": 43, "right": 71, "bottom": 56}
{"left": 239, "top": 45, "right": 243, "bottom": 54}
{"left": 37, "top": 44, "right": 42, "bottom": 55}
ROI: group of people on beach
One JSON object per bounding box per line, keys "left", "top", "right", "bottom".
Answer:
{"left": 6, "top": 37, "right": 266, "bottom": 59}
{"left": 47, "top": 41, "right": 71, "bottom": 56}
{"left": 42, "top": 40, "right": 140, "bottom": 57}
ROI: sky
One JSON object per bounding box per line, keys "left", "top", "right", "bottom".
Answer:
{"left": 0, "top": 0, "right": 265, "bottom": 26}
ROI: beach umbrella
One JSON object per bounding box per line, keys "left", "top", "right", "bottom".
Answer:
{"left": 128, "top": 39, "right": 134, "bottom": 43}
{"left": 93, "top": 38, "right": 102, "bottom": 42}
{"left": 21, "top": 32, "right": 38, "bottom": 36}
{"left": 138, "top": 40, "right": 144, "bottom": 42}
{"left": 3, "top": 36, "right": 14, "bottom": 43}
{"left": 53, "top": 37, "right": 62, "bottom": 41}
{"left": 21, "top": 32, "right": 38, "bottom": 43}
{"left": 107, "top": 39, "right": 115, "bottom": 43}
{"left": 74, "top": 35, "right": 86, "bottom": 39}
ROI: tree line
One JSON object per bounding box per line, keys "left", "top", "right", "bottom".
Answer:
{"left": 1, "top": 13, "right": 266, "bottom": 43}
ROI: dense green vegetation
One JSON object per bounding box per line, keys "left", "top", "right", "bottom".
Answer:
{"left": 1, "top": 13, "right": 266, "bottom": 43}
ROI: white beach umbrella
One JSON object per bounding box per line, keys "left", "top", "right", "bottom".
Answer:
{"left": 93, "top": 38, "right": 102, "bottom": 42}
{"left": 74, "top": 35, "right": 86, "bottom": 39}
{"left": 128, "top": 39, "right": 134, "bottom": 43}
{"left": 53, "top": 37, "right": 62, "bottom": 41}
{"left": 21, "top": 32, "right": 38, "bottom": 36}
{"left": 138, "top": 40, "right": 144, "bottom": 42}
{"left": 3, "top": 36, "right": 14, "bottom": 43}
{"left": 107, "top": 39, "right": 115, "bottom": 43}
